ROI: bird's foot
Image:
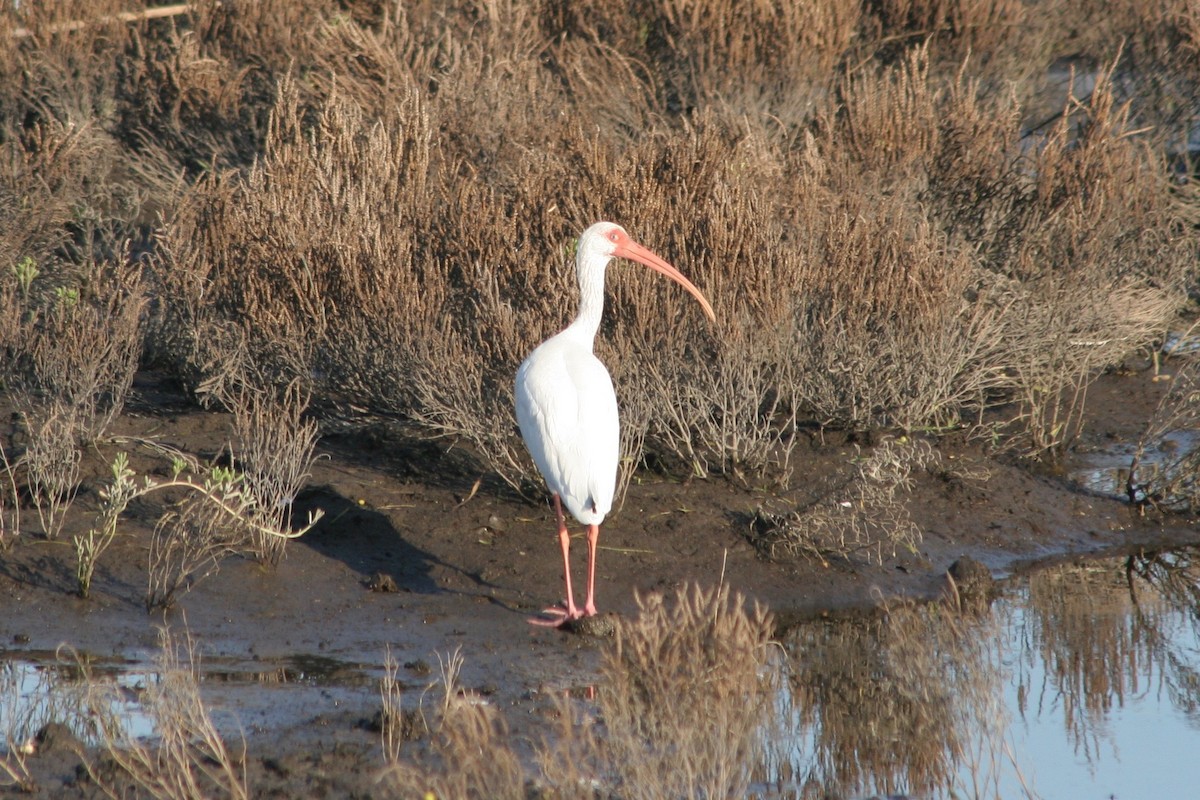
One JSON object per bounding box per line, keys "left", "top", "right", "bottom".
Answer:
{"left": 527, "top": 603, "right": 589, "bottom": 628}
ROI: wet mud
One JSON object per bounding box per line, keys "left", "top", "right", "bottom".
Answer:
{"left": 2, "top": 365, "right": 1198, "bottom": 798}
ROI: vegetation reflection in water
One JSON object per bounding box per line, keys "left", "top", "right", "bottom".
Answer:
{"left": 767, "top": 548, "right": 1200, "bottom": 799}
{"left": 4, "top": 554, "right": 1199, "bottom": 797}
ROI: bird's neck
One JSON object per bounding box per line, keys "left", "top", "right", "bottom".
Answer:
{"left": 564, "top": 251, "right": 609, "bottom": 349}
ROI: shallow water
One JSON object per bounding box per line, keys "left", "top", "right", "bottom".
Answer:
{"left": 769, "top": 548, "right": 1200, "bottom": 799}
{"left": 3, "top": 551, "right": 1198, "bottom": 799}
{"left": 0, "top": 650, "right": 379, "bottom": 754}
{"left": 1070, "top": 429, "right": 1200, "bottom": 505}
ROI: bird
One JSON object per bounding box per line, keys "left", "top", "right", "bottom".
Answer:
{"left": 515, "top": 222, "right": 715, "bottom": 627}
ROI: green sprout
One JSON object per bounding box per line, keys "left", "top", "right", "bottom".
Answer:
{"left": 12, "top": 256, "right": 38, "bottom": 296}
{"left": 53, "top": 286, "right": 80, "bottom": 309}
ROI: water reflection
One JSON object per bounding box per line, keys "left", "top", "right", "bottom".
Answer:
{"left": 769, "top": 547, "right": 1200, "bottom": 799}
{"left": 0, "top": 656, "right": 155, "bottom": 752}
{"left": 772, "top": 601, "right": 1007, "bottom": 799}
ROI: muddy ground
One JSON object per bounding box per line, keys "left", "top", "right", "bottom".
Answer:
{"left": 1, "top": 362, "right": 1198, "bottom": 798}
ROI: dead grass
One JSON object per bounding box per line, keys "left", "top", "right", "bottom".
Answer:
{"left": 0, "top": 257, "right": 145, "bottom": 540}
{"left": 381, "top": 583, "right": 777, "bottom": 799}
{"left": 0, "top": 0, "right": 1197, "bottom": 549}
{"left": 227, "top": 380, "right": 320, "bottom": 565}
{"left": 750, "top": 437, "right": 947, "bottom": 565}
{"left": 78, "top": 626, "right": 249, "bottom": 800}
{"left": 586, "top": 583, "right": 776, "bottom": 799}
{"left": 382, "top": 647, "right": 527, "bottom": 800}
{"left": 1125, "top": 357, "right": 1200, "bottom": 510}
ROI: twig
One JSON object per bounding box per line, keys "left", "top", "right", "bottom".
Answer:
{"left": 11, "top": 3, "right": 195, "bottom": 39}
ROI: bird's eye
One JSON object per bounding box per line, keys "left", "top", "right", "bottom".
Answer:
{"left": 608, "top": 231, "right": 619, "bottom": 242}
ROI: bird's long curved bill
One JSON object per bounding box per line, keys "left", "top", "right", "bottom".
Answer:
{"left": 615, "top": 240, "right": 716, "bottom": 322}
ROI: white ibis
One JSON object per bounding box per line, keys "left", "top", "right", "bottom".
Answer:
{"left": 515, "top": 222, "right": 715, "bottom": 627}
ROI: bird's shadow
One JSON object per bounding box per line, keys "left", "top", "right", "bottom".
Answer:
{"left": 292, "top": 486, "right": 526, "bottom": 615}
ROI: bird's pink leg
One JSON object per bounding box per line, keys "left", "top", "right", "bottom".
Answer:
{"left": 582, "top": 523, "right": 599, "bottom": 617}
{"left": 529, "top": 495, "right": 582, "bottom": 627}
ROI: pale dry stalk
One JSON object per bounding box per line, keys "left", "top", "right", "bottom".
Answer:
{"left": 80, "top": 627, "right": 249, "bottom": 800}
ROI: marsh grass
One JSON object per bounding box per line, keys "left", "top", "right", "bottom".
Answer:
{"left": 0, "top": 256, "right": 145, "bottom": 540}
{"left": 227, "top": 380, "right": 321, "bottom": 565}
{"left": 584, "top": 583, "right": 776, "bottom": 799}
{"left": 381, "top": 583, "right": 776, "bottom": 799}
{"left": 1126, "top": 358, "right": 1200, "bottom": 511}
{"left": 750, "top": 437, "right": 948, "bottom": 564}
{"left": 74, "top": 441, "right": 323, "bottom": 605}
{"left": 382, "top": 647, "right": 526, "bottom": 800}
{"left": 78, "top": 627, "right": 249, "bottom": 800}
{"left": 0, "top": 0, "right": 1198, "bottom": 568}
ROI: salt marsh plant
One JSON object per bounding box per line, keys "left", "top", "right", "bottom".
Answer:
{"left": 79, "top": 627, "right": 249, "bottom": 800}
{"left": 227, "top": 380, "right": 320, "bottom": 565}
{"left": 76, "top": 447, "right": 323, "bottom": 602}
{"left": 583, "top": 583, "right": 777, "bottom": 800}
{"left": 750, "top": 438, "right": 944, "bottom": 565}
{"left": 382, "top": 647, "right": 525, "bottom": 800}
{"left": 1125, "top": 358, "right": 1200, "bottom": 511}
{"left": 381, "top": 583, "right": 777, "bottom": 799}
{"left": 0, "top": 256, "right": 145, "bottom": 539}
{"left": 0, "top": 0, "right": 1198, "bottom": 539}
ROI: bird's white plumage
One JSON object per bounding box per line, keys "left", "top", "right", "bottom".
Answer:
{"left": 515, "top": 332, "right": 619, "bottom": 526}
{"left": 514, "top": 221, "right": 713, "bottom": 624}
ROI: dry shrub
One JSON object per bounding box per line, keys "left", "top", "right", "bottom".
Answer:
{"left": 146, "top": 492, "right": 244, "bottom": 612}
{"left": 781, "top": 601, "right": 1006, "bottom": 798}
{"left": 137, "top": 440, "right": 322, "bottom": 608}
{"left": 750, "top": 438, "right": 939, "bottom": 565}
{"left": 541, "top": 583, "right": 777, "bottom": 799}
{"left": 385, "top": 584, "right": 776, "bottom": 798}
{"left": 0, "top": 2, "right": 181, "bottom": 258}
{"left": 862, "top": 0, "right": 1029, "bottom": 64}
{"left": 0, "top": 440, "right": 18, "bottom": 551}
{"left": 377, "top": 646, "right": 427, "bottom": 767}
{"left": 18, "top": 402, "right": 82, "bottom": 541}
{"left": 382, "top": 648, "right": 525, "bottom": 800}
{"left": 626, "top": 0, "right": 860, "bottom": 118}
{"left": 0, "top": 258, "right": 145, "bottom": 539}
{"left": 228, "top": 381, "right": 320, "bottom": 565}
{"left": 4, "top": 259, "right": 145, "bottom": 440}
{"left": 802, "top": 46, "right": 1188, "bottom": 455}
{"left": 80, "top": 626, "right": 249, "bottom": 800}
{"left": 1125, "top": 357, "right": 1200, "bottom": 510}
{"left": 1042, "top": 0, "right": 1200, "bottom": 152}
{"left": 5, "top": 0, "right": 1191, "bottom": 502}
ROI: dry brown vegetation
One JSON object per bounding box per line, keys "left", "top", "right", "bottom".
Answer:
{"left": 0, "top": 0, "right": 1198, "bottom": 576}
{"left": 1126, "top": 355, "right": 1200, "bottom": 510}
{"left": 77, "top": 628, "right": 250, "bottom": 800}
{"left": 383, "top": 582, "right": 778, "bottom": 799}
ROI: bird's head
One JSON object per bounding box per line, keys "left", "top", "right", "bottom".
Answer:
{"left": 575, "top": 221, "right": 715, "bottom": 323}
{"left": 578, "top": 221, "right": 630, "bottom": 261}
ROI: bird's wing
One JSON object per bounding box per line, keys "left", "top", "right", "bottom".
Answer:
{"left": 516, "top": 340, "right": 619, "bottom": 525}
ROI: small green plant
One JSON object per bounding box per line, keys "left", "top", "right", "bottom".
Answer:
{"left": 75, "top": 449, "right": 324, "bottom": 601}
{"left": 11, "top": 256, "right": 38, "bottom": 297}
{"left": 52, "top": 285, "right": 79, "bottom": 309}
{"left": 74, "top": 451, "right": 138, "bottom": 598}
